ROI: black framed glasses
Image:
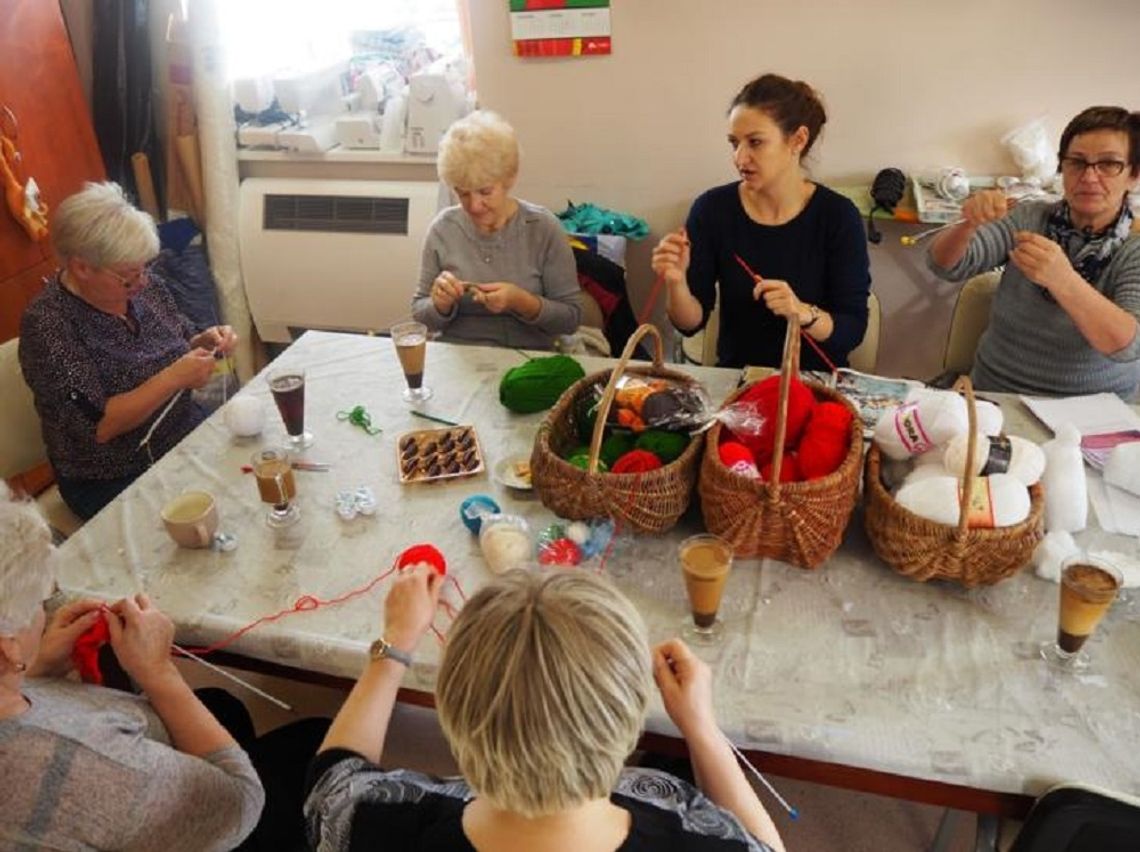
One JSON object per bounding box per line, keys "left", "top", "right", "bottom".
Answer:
{"left": 1059, "top": 156, "right": 1128, "bottom": 178}
{"left": 101, "top": 261, "right": 154, "bottom": 287}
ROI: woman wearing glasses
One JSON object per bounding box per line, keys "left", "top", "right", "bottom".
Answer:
{"left": 18, "top": 182, "right": 237, "bottom": 519}
{"left": 929, "top": 106, "right": 1140, "bottom": 397}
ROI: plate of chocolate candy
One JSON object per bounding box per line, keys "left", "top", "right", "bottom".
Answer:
{"left": 396, "top": 426, "right": 485, "bottom": 484}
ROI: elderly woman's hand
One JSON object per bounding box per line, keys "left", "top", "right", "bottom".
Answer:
{"left": 1011, "top": 231, "right": 1080, "bottom": 297}
{"left": 383, "top": 563, "right": 443, "bottom": 652}
{"left": 431, "top": 271, "right": 466, "bottom": 314}
{"left": 105, "top": 593, "right": 178, "bottom": 689}
{"left": 651, "top": 229, "right": 691, "bottom": 288}
{"left": 25, "top": 598, "right": 105, "bottom": 678}
{"left": 960, "top": 189, "right": 1011, "bottom": 229}
{"left": 471, "top": 282, "right": 537, "bottom": 318}
{"left": 166, "top": 348, "right": 217, "bottom": 391}
{"left": 652, "top": 638, "right": 718, "bottom": 740}
{"left": 190, "top": 325, "right": 238, "bottom": 356}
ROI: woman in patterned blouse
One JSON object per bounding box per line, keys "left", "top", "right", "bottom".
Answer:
{"left": 18, "top": 182, "right": 237, "bottom": 519}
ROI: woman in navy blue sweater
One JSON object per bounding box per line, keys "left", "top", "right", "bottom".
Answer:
{"left": 652, "top": 73, "right": 871, "bottom": 370}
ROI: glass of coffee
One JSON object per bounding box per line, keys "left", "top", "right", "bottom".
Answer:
{"left": 679, "top": 533, "right": 734, "bottom": 644}
{"left": 250, "top": 447, "right": 300, "bottom": 528}
{"left": 391, "top": 320, "right": 432, "bottom": 403}
{"left": 269, "top": 366, "right": 314, "bottom": 449}
{"left": 1040, "top": 555, "right": 1122, "bottom": 671}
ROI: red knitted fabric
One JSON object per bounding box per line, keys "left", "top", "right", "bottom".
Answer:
{"left": 797, "top": 401, "right": 853, "bottom": 480}
{"left": 611, "top": 449, "right": 663, "bottom": 474}
{"left": 760, "top": 452, "right": 802, "bottom": 483}
{"left": 72, "top": 614, "right": 110, "bottom": 685}
{"left": 733, "top": 375, "right": 815, "bottom": 464}
{"left": 397, "top": 544, "right": 447, "bottom": 576}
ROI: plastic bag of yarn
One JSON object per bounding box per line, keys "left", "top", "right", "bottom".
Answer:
{"left": 535, "top": 523, "right": 583, "bottom": 566}
{"left": 595, "top": 374, "right": 713, "bottom": 433}
{"left": 499, "top": 354, "right": 586, "bottom": 414}
{"left": 721, "top": 374, "right": 814, "bottom": 464}
{"left": 479, "top": 514, "right": 532, "bottom": 574}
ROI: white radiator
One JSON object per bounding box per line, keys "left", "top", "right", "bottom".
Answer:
{"left": 238, "top": 178, "right": 441, "bottom": 342}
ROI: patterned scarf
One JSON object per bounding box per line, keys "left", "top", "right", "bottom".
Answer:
{"left": 1044, "top": 199, "right": 1134, "bottom": 285}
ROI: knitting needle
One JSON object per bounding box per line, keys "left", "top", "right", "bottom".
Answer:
{"left": 138, "top": 389, "right": 185, "bottom": 448}
{"left": 410, "top": 410, "right": 460, "bottom": 427}
{"left": 724, "top": 735, "right": 800, "bottom": 820}
{"left": 172, "top": 643, "right": 294, "bottom": 711}
{"left": 899, "top": 219, "right": 964, "bottom": 246}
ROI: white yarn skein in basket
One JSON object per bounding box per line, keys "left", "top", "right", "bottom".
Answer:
{"left": 942, "top": 433, "right": 1046, "bottom": 486}
{"left": 896, "top": 473, "right": 1031, "bottom": 528}
{"left": 874, "top": 391, "right": 968, "bottom": 461}
{"left": 907, "top": 389, "right": 1002, "bottom": 436}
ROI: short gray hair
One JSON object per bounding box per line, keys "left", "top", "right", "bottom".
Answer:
{"left": 436, "top": 569, "right": 652, "bottom": 818}
{"left": 437, "top": 110, "right": 520, "bottom": 190}
{"left": 52, "top": 181, "right": 159, "bottom": 268}
{"left": 0, "top": 483, "right": 56, "bottom": 635}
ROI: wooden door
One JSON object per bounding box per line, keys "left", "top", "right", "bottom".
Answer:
{"left": 0, "top": 0, "right": 105, "bottom": 342}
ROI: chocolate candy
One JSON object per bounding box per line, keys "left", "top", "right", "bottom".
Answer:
{"left": 396, "top": 425, "right": 484, "bottom": 484}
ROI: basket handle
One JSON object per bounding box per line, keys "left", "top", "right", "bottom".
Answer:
{"left": 765, "top": 316, "right": 802, "bottom": 497}
{"left": 951, "top": 375, "right": 979, "bottom": 538}
{"left": 586, "top": 323, "right": 666, "bottom": 473}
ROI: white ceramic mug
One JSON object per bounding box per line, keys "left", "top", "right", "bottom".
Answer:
{"left": 161, "top": 491, "right": 219, "bottom": 549}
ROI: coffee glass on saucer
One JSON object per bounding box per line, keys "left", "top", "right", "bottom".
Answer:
{"left": 679, "top": 533, "right": 734, "bottom": 644}
{"left": 391, "top": 320, "right": 432, "bottom": 403}
{"left": 250, "top": 447, "right": 300, "bottom": 528}
{"left": 1040, "top": 554, "right": 1122, "bottom": 672}
{"left": 268, "top": 366, "right": 314, "bottom": 449}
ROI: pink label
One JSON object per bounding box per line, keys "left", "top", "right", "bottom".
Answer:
{"left": 893, "top": 403, "right": 934, "bottom": 455}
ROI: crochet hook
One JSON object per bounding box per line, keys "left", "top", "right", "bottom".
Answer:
{"left": 410, "top": 410, "right": 460, "bottom": 427}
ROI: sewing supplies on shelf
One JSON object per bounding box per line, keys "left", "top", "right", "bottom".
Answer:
{"left": 336, "top": 404, "right": 383, "bottom": 435}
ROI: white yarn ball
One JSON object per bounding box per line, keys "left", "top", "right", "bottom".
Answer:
{"left": 974, "top": 400, "right": 1004, "bottom": 437}
{"left": 896, "top": 473, "right": 1030, "bottom": 528}
{"left": 480, "top": 516, "right": 532, "bottom": 574}
{"left": 942, "top": 434, "right": 1045, "bottom": 486}
{"left": 566, "top": 521, "right": 591, "bottom": 546}
{"left": 1041, "top": 424, "right": 1087, "bottom": 533}
{"left": 1104, "top": 442, "right": 1140, "bottom": 498}
{"left": 875, "top": 392, "right": 968, "bottom": 460}
{"left": 224, "top": 396, "right": 266, "bottom": 437}
{"left": 901, "top": 463, "right": 949, "bottom": 490}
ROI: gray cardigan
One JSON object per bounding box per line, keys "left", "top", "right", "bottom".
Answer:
{"left": 411, "top": 199, "right": 582, "bottom": 349}
{"left": 927, "top": 201, "right": 1140, "bottom": 398}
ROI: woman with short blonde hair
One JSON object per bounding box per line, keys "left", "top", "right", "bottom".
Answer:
{"left": 411, "top": 110, "right": 581, "bottom": 349}
{"left": 307, "top": 566, "right": 785, "bottom": 851}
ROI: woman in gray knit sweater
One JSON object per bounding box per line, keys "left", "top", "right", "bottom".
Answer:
{"left": 929, "top": 106, "right": 1140, "bottom": 398}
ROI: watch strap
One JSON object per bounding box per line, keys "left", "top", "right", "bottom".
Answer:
{"left": 370, "top": 637, "right": 413, "bottom": 667}
{"left": 801, "top": 304, "right": 821, "bottom": 330}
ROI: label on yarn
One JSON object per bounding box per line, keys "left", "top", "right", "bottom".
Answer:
{"left": 729, "top": 460, "right": 760, "bottom": 480}
{"left": 980, "top": 436, "right": 1012, "bottom": 476}
{"left": 893, "top": 403, "right": 935, "bottom": 455}
{"left": 958, "top": 477, "right": 996, "bottom": 528}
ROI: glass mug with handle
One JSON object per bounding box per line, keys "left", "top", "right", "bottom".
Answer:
{"left": 250, "top": 447, "right": 300, "bottom": 528}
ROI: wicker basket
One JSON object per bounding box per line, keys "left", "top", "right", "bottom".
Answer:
{"left": 530, "top": 324, "right": 705, "bottom": 534}
{"left": 698, "top": 320, "right": 863, "bottom": 568}
{"left": 863, "top": 376, "right": 1044, "bottom": 586}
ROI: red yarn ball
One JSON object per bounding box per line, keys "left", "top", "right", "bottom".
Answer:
{"left": 397, "top": 543, "right": 447, "bottom": 576}
{"left": 797, "top": 401, "right": 854, "bottom": 480}
{"left": 718, "top": 441, "right": 760, "bottom": 479}
{"left": 537, "top": 538, "right": 582, "bottom": 566}
{"left": 611, "top": 449, "right": 663, "bottom": 474}
{"left": 72, "top": 613, "right": 110, "bottom": 685}
{"left": 734, "top": 375, "right": 815, "bottom": 464}
{"left": 759, "top": 452, "right": 802, "bottom": 483}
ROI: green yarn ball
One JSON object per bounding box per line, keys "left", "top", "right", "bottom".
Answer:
{"left": 600, "top": 432, "right": 636, "bottom": 468}
{"left": 567, "top": 451, "right": 608, "bottom": 472}
{"left": 634, "top": 430, "right": 690, "bottom": 464}
{"left": 499, "top": 355, "right": 586, "bottom": 414}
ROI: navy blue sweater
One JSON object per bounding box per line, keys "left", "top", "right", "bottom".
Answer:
{"left": 681, "top": 182, "right": 871, "bottom": 370}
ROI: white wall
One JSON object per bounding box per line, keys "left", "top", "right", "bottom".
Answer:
{"left": 467, "top": 0, "right": 1140, "bottom": 376}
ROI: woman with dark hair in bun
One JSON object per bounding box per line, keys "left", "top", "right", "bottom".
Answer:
{"left": 653, "top": 73, "right": 870, "bottom": 370}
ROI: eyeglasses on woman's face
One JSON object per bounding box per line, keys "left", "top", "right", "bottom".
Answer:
{"left": 1059, "top": 156, "right": 1128, "bottom": 178}
{"left": 101, "top": 262, "right": 153, "bottom": 287}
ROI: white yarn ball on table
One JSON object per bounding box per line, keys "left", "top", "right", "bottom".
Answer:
{"left": 223, "top": 396, "right": 266, "bottom": 437}
{"left": 480, "top": 516, "right": 532, "bottom": 574}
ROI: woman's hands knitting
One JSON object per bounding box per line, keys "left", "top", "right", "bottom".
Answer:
{"left": 105, "top": 593, "right": 178, "bottom": 689}
{"left": 384, "top": 563, "right": 443, "bottom": 653}
{"left": 431, "top": 271, "right": 466, "bottom": 313}
{"left": 652, "top": 638, "right": 718, "bottom": 741}
{"left": 25, "top": 598, "right": 104, "bottom": 678}
{"left": 1011, "top": 231, "right": 1080, "bottom": 297}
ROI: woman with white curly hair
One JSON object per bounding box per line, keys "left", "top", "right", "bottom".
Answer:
{"left": 305, "top": 566, "right": 785, "bottom": 851}
{"left": 0, "top": 484, "right": 264, "bottom": 850}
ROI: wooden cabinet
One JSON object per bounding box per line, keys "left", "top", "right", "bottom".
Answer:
{"left": 0, "top": 0, "right": 105, "bottom": 342}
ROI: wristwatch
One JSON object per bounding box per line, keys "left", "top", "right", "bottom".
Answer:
{"left": 369, "top": 637, "right": 413, "bottom": 668}
{"left": 801, "top": 303, "right": 821, "bottom": 330}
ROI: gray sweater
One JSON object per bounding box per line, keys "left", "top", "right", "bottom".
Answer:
{"left": 411, "top": 200, "right": 582, "bottom": 349}
{"left": 927, "top": 201, "right": 1140, "bottom": 398}
{"left": 0, "top": 678, "right": 264, "bottom": 851}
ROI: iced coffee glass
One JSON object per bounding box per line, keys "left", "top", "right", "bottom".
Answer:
{"left": 391, "top": 320, "right": 432, "bottom": 403}
{"left": 1040, "top": 555, "right": 1122, "bottom": 672}
{"left": 679, "top": 533, "right": 734, "bottom": 644}
{"left": 250, "top": 447, "right": 300, "bottom": 528}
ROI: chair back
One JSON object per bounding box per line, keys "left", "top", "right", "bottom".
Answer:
{"left": 847, "top": 291, "right": 881, "bottom": 373}
{"left": 943, "top": 271, "right": 1000, "bottom": 375}
{"left": 0, "top": 337, "right": 49, "bottom": 480}
{"left": 1010, "top": 783, "right": 1140, "bottom": 852}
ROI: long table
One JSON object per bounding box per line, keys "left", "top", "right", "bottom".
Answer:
{"left": 55, "top": 331, "right": 1140, "bottom": 817}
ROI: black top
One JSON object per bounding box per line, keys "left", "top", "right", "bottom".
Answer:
{"left": 682, "top": 181, "right": 871, "bottom": 370}
{"left": 304, "top": 750, "right": 771, "bottom": 851}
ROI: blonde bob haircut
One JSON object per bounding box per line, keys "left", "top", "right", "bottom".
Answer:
{"left": 437, "top": 110, "right": 520, "bottom": 191}
{"left": 436, "top": 569, "right": 652, "bottom": 819}
{"left": 52, "top": 181, "right": 160, "bottom": 269}
{"left": 0, "top": 483, "right": 56, "bottom": 636}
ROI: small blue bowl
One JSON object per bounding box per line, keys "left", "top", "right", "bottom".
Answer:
{"left": 460, "top": 494, "right": 501, "bottom": 535}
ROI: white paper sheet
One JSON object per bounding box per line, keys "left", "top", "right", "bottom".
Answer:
{"left": 1021, "top": 393, "right": 1140, "bottom": 437}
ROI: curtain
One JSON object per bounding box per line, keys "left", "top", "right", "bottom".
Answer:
{"left": 92, "top": 0, "right": 161, "bottom": 208}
